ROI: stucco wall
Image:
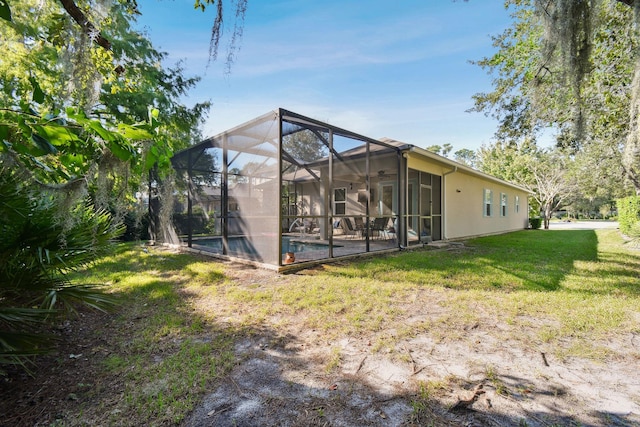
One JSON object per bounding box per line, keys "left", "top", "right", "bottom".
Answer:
{"left": 407, "top": 156, "right": 449, "bottom": 176}
{"left": 443, "top": 170, "right": 529, "bottom": 240}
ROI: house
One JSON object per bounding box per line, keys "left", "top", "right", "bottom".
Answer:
{"left": 170, "top": 108, "right": 530, "bottom": 271}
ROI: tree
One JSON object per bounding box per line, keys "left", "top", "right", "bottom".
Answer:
{"left": 25, "top": 0, "right": 247, "bottom": 66}
{"left": 1, "top": 0, "right": 212, "bottom": 186}
{"left": 425, "top": 143, "right": 453, "bottom": 157}
{"left": 471, "top": 0, "right": 640, "bottom": 197}
{"left": 526, "top": 152, "right": 576, "bottom": 229}
{"left": 0, "top": 0, "right": 231, "bottom": 250}
{"left": 543, "top": 0, "right": 640, "bottom": 195}
{"left": 477, "top": 139, "right": 538, "bottom": 185}
{"left": 282, "top": 129, "right": 328, "bottom": 163}
{"left": 478, "top": 140, "right": 575, "bottom": 229}
{"left": 470, "top": 2, "right": 549, "bottom": 144}
{"left": 453, "top": 148, "right": 477, "bottom": 167}
{"left": 0, "top": 0, "right": 242, "bottom": 370}
{"left": 0, "top": 0, "right": 248, "bottom": 194}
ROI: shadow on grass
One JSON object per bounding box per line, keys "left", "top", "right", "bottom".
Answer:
{"left": 0, "top": 243, "right": 231, "bottom": 426}
{"left": 87, "top": 243, "right": 225, "bottom": 279}
{"left": 323, "top": 229, "right": 640, "bottom": 295}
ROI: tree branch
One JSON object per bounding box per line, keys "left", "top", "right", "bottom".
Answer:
{"left": 58, "top": 0, "right": 111, "bottom": 50}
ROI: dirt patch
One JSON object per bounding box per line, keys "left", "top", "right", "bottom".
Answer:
{"left": 181, "top": 316, "right": 640, "bottom": 426}
{"left": 0, "top": 309, "right": 117, "bottom": 426}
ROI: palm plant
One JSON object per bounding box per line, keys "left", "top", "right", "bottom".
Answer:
{"left": 0, "top": 169, "right": 124, "bottom": 373}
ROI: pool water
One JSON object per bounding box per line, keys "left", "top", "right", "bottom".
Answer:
{"left": 192, "top": 236, "right": 335, "bottom": 255}
{"left": 286, "top": 239, "right": 338, "bottom": 253}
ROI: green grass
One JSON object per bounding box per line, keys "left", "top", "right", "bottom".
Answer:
{"left": 308, "top": 229, "right": 638, "bottom": 357}
{"left": 62, "top": 228, "right": 640, "bottom": 424}
{"left": 68, "top": 245, "right": 235, "bottom": 425}
{"left": 213, "top": 229, "right": 638, "bottom": 357}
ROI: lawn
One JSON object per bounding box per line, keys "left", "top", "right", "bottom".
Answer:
{"left": 1, "top": 228, "right": 639, "bottom": 426}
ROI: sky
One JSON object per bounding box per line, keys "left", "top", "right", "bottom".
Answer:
{"left": 135, "top": 1, "right": 513, "bottom": 152}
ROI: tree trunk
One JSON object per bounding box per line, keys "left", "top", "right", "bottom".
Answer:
{"left": 623, "top": 36, "right": 640, "bottom": 194}
{"left": 543, "top": 203, "right": 552, "bottom": 229}
{"left": 57, "top": 0, "right": 111, "bottom": 50}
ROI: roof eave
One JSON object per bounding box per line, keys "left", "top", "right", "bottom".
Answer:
{"left": 405, "top": 145, "right": 533, "bottom": 194}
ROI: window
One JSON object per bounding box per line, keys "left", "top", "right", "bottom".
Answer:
{"left": 483, "top": 189, "right": 493, "bottom": 217}
{"left": 334, "top": 188, "right": 346, "bottom": 215}
{"left": 381, "top": 184, "right": 394, "bottom": 215}
{"left": 500, "top": 193, "right": 507, "bottom": 217}
{"left": 515, "top": 195, "right": 520, "bottom": 214}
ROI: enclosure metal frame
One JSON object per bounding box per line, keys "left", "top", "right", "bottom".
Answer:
{"left": 171, "top": 108, "right": 408, "bottom": 269}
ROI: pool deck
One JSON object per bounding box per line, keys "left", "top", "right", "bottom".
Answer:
{"left": 283, "top": 233, "right": 398, "bottom": 263}
{"left": 187, "top": 231, "right": 401, "bottom": 268}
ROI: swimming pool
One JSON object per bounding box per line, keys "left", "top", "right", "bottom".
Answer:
{"left": 285, "top": 238, "right": 338, "bottom": 253}
{"left": 190, "top": 236, "right": 337, "bottom": 264}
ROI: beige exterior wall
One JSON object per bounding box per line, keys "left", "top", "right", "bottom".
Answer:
{"left": 408, "top": 153, "right": 529, "bottom": 240}
{"left": 443, "top": 170, "right": 529, "bottom": 240}
{"left": 407, "top": 156, "right": 450, "bottom": 176}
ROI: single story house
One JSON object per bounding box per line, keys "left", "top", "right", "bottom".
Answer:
{"left": 170, "top": 108, "right": 530, "bottom": 271}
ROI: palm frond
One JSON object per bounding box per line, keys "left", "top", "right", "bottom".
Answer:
{"left": 42, "top": 283, "right": 118, "bottom": 313}
{"left": 0, "top": 331, "right": 54, "bottom": 376}
{"left": 0, "top": 307, "right": 58, "bottom": 327}
{"left": 0, "top": 168, "right": 122, "bottom": 371}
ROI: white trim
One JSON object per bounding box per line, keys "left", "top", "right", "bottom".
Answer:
{"left": 333, "top": 187, "right": 346, "bottom": 215}
{"left": 500, "top": 192, "right": 508, "bottom": 217}
{"left": 483, "top": 188, "right": 493, "bottom": 217}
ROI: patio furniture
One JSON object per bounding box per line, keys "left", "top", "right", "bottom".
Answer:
{"left": 288, "top": 218, "right": 317, "bottom": 235}
{"left": 303, "top": 218, "right": 318, "bottom": 234}
{"left": 371, "top": 217, "right": 389, "bottom": 239}
{"left": 353, "top": 216, "right": 366, "bottom": 238}
{"left": 340, "top": 218, "right": 358, "bottom": 239}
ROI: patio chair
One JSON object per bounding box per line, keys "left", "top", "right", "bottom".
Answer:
{"left": 340, "top": 218, "right": 358, "bottom": 239}
{"left": 303, "top": 218, "right": 317, "bottom": 234}
{"left": 371, "top": 217, "right": 389, "bottom": 239}
{"left": 288, "top": 218, "right": 316, "bottom": 236}
{"left": 353, "top": 216, "right": 366, "bottom": 238}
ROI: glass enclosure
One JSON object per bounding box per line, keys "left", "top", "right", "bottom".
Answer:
{"left": 405, "top": 169, "right": 442, "bottom": 246}
{"left": 171, "top": 109, "right": 404, "bottom": 268}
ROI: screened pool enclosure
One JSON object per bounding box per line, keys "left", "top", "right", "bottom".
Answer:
{"left": 170, "top": 109, "right": 433, "bottom": 269}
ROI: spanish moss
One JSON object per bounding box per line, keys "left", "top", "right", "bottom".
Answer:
{"left": 538, "top": 0, "right": 595, "bottom": 140}
{"left": 623, "top": 2, "right": 640, "bottom": 193}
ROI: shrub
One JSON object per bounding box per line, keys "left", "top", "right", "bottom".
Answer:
{"left": 617, "top": 196, "right": 640, "bottom": 237}
{"left": 120, "top": 210, "right": 150, "bottom": 241}
{"left": 0, "top": 171, "right": 123, "bottom": 372}
{"left": 529, "top": 217, "right": 542, "bottom": 229}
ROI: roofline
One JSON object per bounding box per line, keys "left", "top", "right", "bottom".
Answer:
{"left": 279, "top": 108, "right": 401, "bottom": 150}
{"left": 173, "top": 109, "right": 532, "bottom": 195}
{"left": 173, "top": 108, "right": 403, "bottom": 159}
{"left": 403, "top": 144, "right": 532, "bottom": 194}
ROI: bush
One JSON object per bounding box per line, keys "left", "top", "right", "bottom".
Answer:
{"left": 0, "top": 172, "right": 123, "bottom": 372}
{"left": 172, "top": 212, "right": 208, "bottom": 235}
{"left": 529, "top": 217, "right": 542, "bottom": 229}
{"left": 120, "top": 210, "right": 150, "bottom": 241}
{"left": 617, "top": 196, "right": 640, "bottom": 237}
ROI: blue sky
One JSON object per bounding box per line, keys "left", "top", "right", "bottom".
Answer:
{"left": 135, "top": 1, "right": 512, "bottom": 152}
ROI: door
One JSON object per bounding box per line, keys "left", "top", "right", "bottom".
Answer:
{"left": 420, "top": 185, "right": 432, "bottom": 240}
{"left": 378, "top": 182, "right": 397, "bottom": 216}
{"left": 408, "top": 181, "right": 419, "bottom": 243}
